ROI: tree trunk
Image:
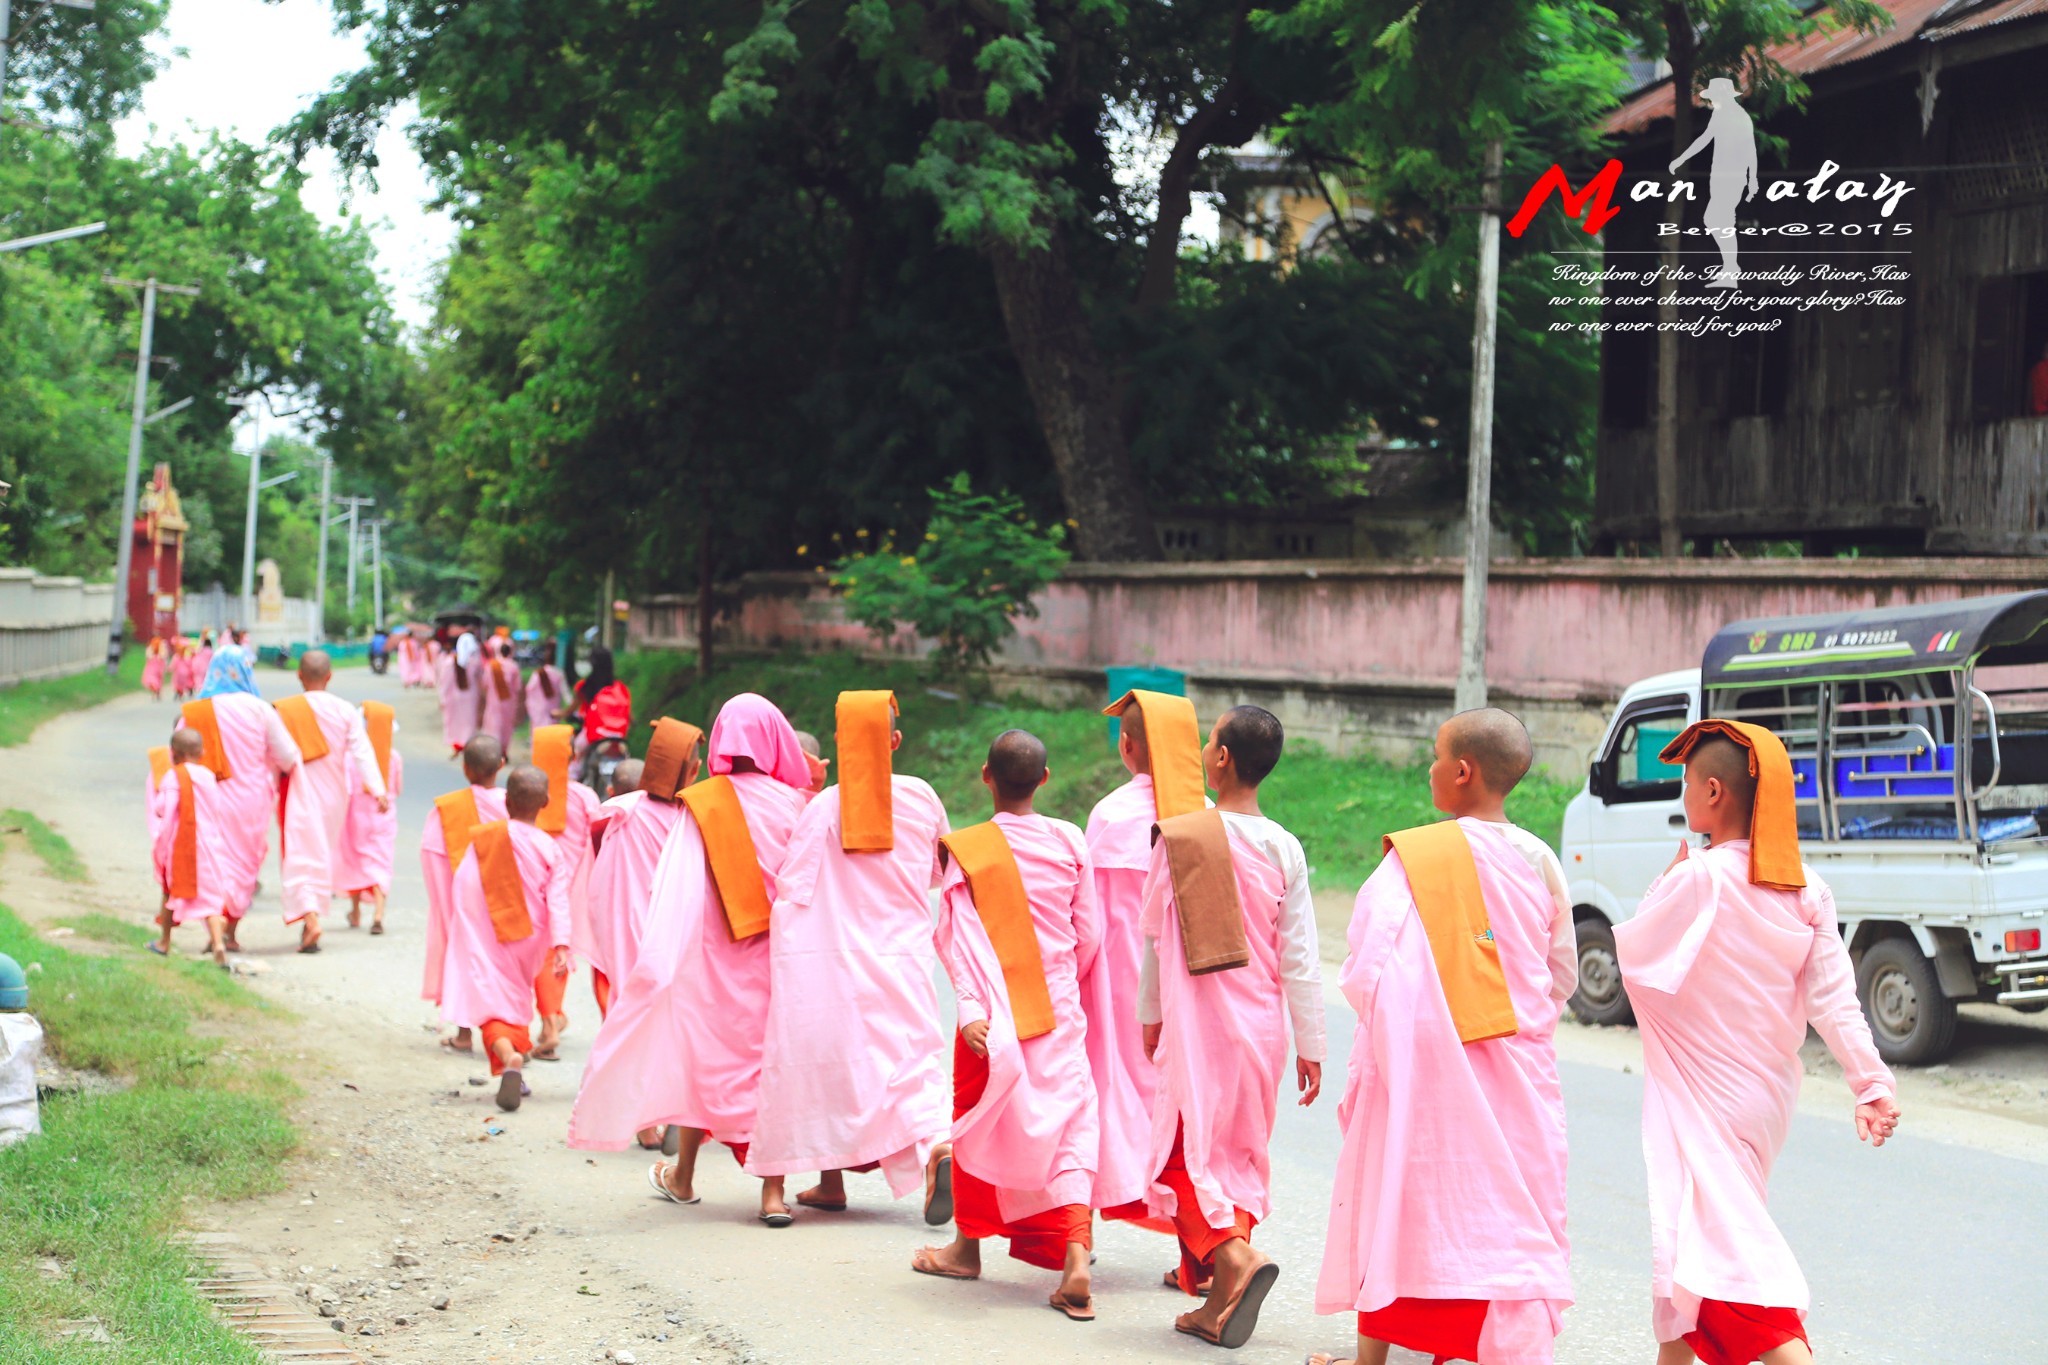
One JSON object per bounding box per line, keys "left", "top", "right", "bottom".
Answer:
{"left": 986, "top": 235, "right": 1161, "bottom": 561}
{"left": 1656, "top": 3, "right": 1697, "bottom": 558}
{"left": 696, "top": 523, "right": 715, "bottom": 681}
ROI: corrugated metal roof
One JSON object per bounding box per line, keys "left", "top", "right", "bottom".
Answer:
{"left": 1604, "top": 0, "right": 2048, "bottom": 135}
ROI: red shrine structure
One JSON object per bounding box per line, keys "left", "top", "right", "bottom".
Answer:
{"left": 126, "top": 463, "right": 187, "bottom": 642}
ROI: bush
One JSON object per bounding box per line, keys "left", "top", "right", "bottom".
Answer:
{"left": 832, "top": 474, "right": 1069, "bottom": 678}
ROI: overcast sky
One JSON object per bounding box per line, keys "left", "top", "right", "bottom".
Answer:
{"left": 112, "top": 0, "right": 453, "bottom": 332}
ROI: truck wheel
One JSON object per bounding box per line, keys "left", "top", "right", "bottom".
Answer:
{"left": 1856, "top": 939, "right": 1959, "bottom": 1066}
{"left": 1570, "top": 918, "right": 1634, "bottom": 1027}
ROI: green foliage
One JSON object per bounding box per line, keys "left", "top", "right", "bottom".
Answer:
{"left": 832, "top": 476, "right": 1069, "bottom": 676}
{"left": 0, "top": 903, "right": 293, "bottom": 1363}
{"left": 0, "top": 653, "right": 140, "bottom": 749}
{"left": 2, "top": 810, "right": 88, "bottom": 883}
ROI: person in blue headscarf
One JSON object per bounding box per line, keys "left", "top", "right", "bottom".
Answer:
{"left": 197, "top": 647, "right": 262, "bottom": 701}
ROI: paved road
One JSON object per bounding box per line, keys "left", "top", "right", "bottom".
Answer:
{"left": 11, "top": 664, "right": 2047, "bottom": 1364}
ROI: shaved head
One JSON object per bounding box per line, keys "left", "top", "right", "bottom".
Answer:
{"left": 461, "top": 734, "right": 505, "bottom": 786}
{"left": 1685, "top": 735, "right": 1756, "bottom": 808}
{"left": 171, "top": 727, "right": 205, "bottom": 761}
{"left": 298, "top": 649, "right": 332, "bottom": 685}
{"left": 608, "top": 758, "right": 645, "bottom": 798}
{"left": 795, "top": 730, "right": 821, "bottom": 758}
{"left": 505, "top": 765, "right": 550, "bottom": 821}
{"left": 987, "top": 729, "right": 1048, "bottom": 801}
{"left": 1442, "top": 708, "right": 1534, "bottom": 795}
{"left": 1118, "top": 704, "right": 1151, "bottom": 767}
{"left": 1215, "top": 705, "right": 1284, "bottom": 785}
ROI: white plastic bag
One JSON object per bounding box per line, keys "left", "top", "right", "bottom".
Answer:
{"left": 0, "top": 1012, "right": 45, "bottom": 1148}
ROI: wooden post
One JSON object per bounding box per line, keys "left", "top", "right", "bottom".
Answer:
{"left": 696, "top": 527, "right": 714, "bottom": 680}
{"left": 600, "top": 567, "right": 615, "bottom": 651}
{"left": 1454, "top": 139, "right": 1504, "bottom": 714}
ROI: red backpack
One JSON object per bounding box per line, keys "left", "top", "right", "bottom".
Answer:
{"left": 581, "top": 681, "right": 632, "bottom": 741}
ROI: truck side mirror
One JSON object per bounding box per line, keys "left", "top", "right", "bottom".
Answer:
{"left": 1587, "top": 758, "right": 1608, "bottom": 799}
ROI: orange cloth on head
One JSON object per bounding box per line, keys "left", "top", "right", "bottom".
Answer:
{"left": 480, "top": 1020, "right": 531, "bottom": 1076}
{"left": 169, "top": 766, "right": 199, "bottom": 900}
{"left": 435, "top": 789, "right": 483, "bottom": 869}
{"left": 836, "top": 690, "right": 897, "bottom": 851}
{"left": 940, "top": 822, "right": 1056, "bottom": 1039}
{"left": 1683, "top": 1300, "right": 1807, "bottom": 1365}
{"left": 1157, "top": 1120, "right": 1254, "bottom": 1260}
{"left": 1356, "top": 1299, "right": 1489, "bottom": 1360}
{"left": 361, "top": 701, "right": 395, "bottom": 787}
{"left": 1103, "top": 689, "right": 1207, "bottom": 819}
{"left": 1151, "top": 808, "right": 1249, "bottom": 975}
{"left": 951, "top": 1037, "right": 1092, "bottom": 1268}
{"left": 1382, "top": 821, "right": 1519, "bottom": 1045}
{"left": 535, "top": 959, "right": 566, "bottom": 1017}
{"left": 274, "top": 695, "right": 331, "bottom": 762}
{"left": 640, "top": 717, "right": 703, "bottom": 801}
{"left": 680, "top": 775, "right": 772, "bottom": 939}
{"left": 470, "top": 821, "right": 534, "bottom": 943}
{"left": 148, "top": 746, "right": 172, "bottom": 789}
{"left": 178, "top": 698, "right": 233, "bottom": 781}
{"left": 1659, "top": 719, "right": 1806, "bottom": 890}
{"left": 531, "top": 724, "right": 574, "bottom": 834}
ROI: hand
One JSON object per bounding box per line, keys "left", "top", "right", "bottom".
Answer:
{"left": 375, "top": 793, "right": 391, "bottom": 814}
{"left": 1664, "top": 839, "right": 1690, "bottom": 876}
{"left": 960, "top": 1019, "right": 989, "bottom": 1058}
{"left": 1142, "top": 1022, "right": 1162, "bottom": 1062}
{"left": 1297, "top": 1057, "right": 1323, "bottom": 1107}
{"left": 551, "top": 946, "right": 571, "bottom": 979}
{"left": 1667, "top": 158, "right": 1681, "bottom": 175}
{"left": 1855, "top": 1094, "right": 1901, "bottom": 1147}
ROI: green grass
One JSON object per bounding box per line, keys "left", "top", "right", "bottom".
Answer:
{"left": 0, "top": 652, "right": 142, "bottom": 748}
{"left": 2, "top": 810, "right": 89, "bottom": 883}
{"left": 616, "top": 649, "right": 1579, "bottom": 891}
{"left": 0, "top": 859, "right": 295, "bottom": 1359}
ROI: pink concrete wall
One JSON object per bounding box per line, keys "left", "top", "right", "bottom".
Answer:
{"left": 635, "top": 558, "right": 2048, "bottom": 703}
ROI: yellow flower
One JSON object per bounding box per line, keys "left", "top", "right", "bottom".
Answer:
{"left": 900, "top": 556, "right": 916, "bottom": 567}
{"left": 1065, "top": 518, "right": 1079, "bottom": 528}
{"left": 796, "top": 544, "right": 808, "bottom": 556}
{"left": 924, "top": 532, "right": 938, "bottom": 541}
{"left": 856, "top": 528, "right": 869, "bottom": 537}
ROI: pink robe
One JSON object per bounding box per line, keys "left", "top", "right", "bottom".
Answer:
{"left": 524, "top": 665, "right": 565, "bottom": 730}
{"left": 279, "top": 691, "right": 387, "bottom": 925}
{"left": 1139, "top": 822, "right": 1291, "bottom": 1228}
{"left": 434, "top": 651, "right": 481, "bottom": 752}
{"left": 143, "top": 647, "right": 167, "bottom": 695}
{"left": 152, "top": 765, "right": 230, "bottom": 925}
{"left": 1080, "top": 774, "right": 1163, "bottom": 1210}
{"left": 938, "top": 812, "right": 1102, "bottom": 1220}
{"left": 419, "top": 783, "right": 508, "bottom": 1004}
{"left": 1315, "top": 820, "right": 1576, "bottom": 1363}
{"left": 337, "top": 748, "right": 405, "bottom": 894}
{"left": 744, "top": 776, "right": 952, "bottom": 1194}
{"left": 575, "top": 791, "right": 683, "bottom": 988}
{"left": 398, "top": 636, "right": 427, "bottom": 687}
{"left": 196, "top": 693, "right": 300, "bottom": 919}
{"left": 554, "top": 782, "right": 602, "bottom": 963}
{"left": 1614, "top": 842, "right": 1895, "bottom": 1344}
{"left": 439, "top": 820, "right": 571, "bottom": 1029}
{"left": 569, "top": 773, "right": 808, "bottom": 1150}
{"left": 479, "top": 658, "right": 522, "bottom": 749}
{"left": 171, "top": 650, "right": 199, "bottom": 696}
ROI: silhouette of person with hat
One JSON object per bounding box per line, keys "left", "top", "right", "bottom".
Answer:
{"left": 1670, "top": 76, "right": 1758, "bottom": 287}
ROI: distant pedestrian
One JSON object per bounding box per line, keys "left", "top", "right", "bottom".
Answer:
{"left": 143, "top": 637, "right": 169, "bottom": 700}
{"left": 276, "top": 650, "right": 389, "bottom": 953}
{"left": 150, "top": 728, "right": 233, "bottom": 968}
{"left": 420, "top": 735, "right": 509, "bottom": 1054}
{"left": 184, "top": 649, "right": 303, "bottom": 948}
{"left": 480, "top": 637, "right": 522, "bottom": 750}
{"left": 523, "top": 642, "right": 567, "bottom": 730}
{"left": 337, "top": 700, "right": 403, "bottom": 934}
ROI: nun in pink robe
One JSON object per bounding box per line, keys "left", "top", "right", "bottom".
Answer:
{"left": 1616, "top": 839, "right": 1894, "bottom": 1356}
{"left": 338, "top": 747, "right": 405, "bottom": 898}
{"left": 438, "top": 819, "right": 570, "bottom": 1032}
{"left": 569, "top": 697, "right": 811, "bottom": 1152}
{"left": 189, "top": 652, "right": 301, "bottom": 921}
{"left": 478, "top": 642, "right": 522, "bottom": 750}
{"left": 744, "top": 696, "right": 952, "bottom": 1198}
{"left": 143, "top": 639, "right": 169, "bottom": 698}
{"left": 1314, "top": 819, "right": 1577, "bottom": 1364}
{"left": 936, "top": 810, "right": 1103, "bottom": 1258}
{"left": 420, "top": 779, "right": 508, "bottom": 1005}
{"left": 278, "top": 685, "right": 387, "bottom": 938}
{"left": 434, "top": 639, "right": 481, "bottom": 754}
{"left": 576, "top": 762, "right": 685, "bottom": 1014}
{"left": 524, "top": 657, "right": 567, "bottom": 731}
{"left": 152, "top": 762, "right": 231, "bottom": 926}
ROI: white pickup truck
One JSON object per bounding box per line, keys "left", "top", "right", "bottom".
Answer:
{"left": 1559, "top": 590, "right": 2048, "bottom": 1064}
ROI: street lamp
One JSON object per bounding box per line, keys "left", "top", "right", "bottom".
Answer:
{"left": 0, "top": 220, "right": 104, "bottom": 252}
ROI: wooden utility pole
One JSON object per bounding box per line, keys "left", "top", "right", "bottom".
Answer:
{"left": 1454, "top": 139, "right": 1504, "bottom": 713}
{"left": 1656, "top": 6, "right": 1698, "bottom": 558}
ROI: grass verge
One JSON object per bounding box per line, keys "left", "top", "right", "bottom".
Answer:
{"left": 616, "top": 649, "right": 1579, "bottom": 891}
{"left": 0, "top": 823, "right": 295, "bottom": 1362}
{"left": 2, "top": 810, "right": 90, "bottom": 883}
{"left": 0, "top": 651, "right": 142, "bottom": 749}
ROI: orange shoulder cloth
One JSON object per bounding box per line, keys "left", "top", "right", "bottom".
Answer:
{"left": 435, "top": 788, "right": 483, "bottom": 868}
{"left": 1382, "top": 821, "right": 1518, "bottom": 1045}
{"left": 148, "top": 745, "right": 172, "bottom": 789}
{"left": 836, "top": 690, "right": 897, "bottom": 852}
{"left": 531, "top": 725, "right": 573, "bottom": 834}
{"left": 470, "top": 820, "right": 534, "bottom": 943}
{"left": 362, "top": 701, "right": 395, "bottom": 788}
{"left": 680, "top": 775, "right": 772, "bottom": 940}
{"left": 1151, "top": 808, "right": 1248, "bottom": 975}
{"left": 178, "top": 698, "right": 233, "bottom": 782}
{"left": 941, "top": 821, "right": 1056, "bottom": 1039}
{"left": 169, "top": 765, "right": 199, "bottom": 900}
{"left": 274, "top": 695, "right": 331, "bottom": 762}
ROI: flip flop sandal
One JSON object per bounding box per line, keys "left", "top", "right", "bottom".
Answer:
{"left": 923, "top": 1154, "right": 954, "bottom": 1227}
{"left": 1213, "top": 1260, "right": 1280, "bottom": 1350}
{"left": 147, "top": 942, "right": 169, "bottom": 956}
{"left": 369, "top": 922, "right": 385, "bottom": 936}
{"left": 758, "top": 1211, "right": 794, "bottom": 1228}
{"left": 646, "top": 1162, "right": 699, "bottom": 1205}
{"left": 636, "top": 1131, "right": 666, "bottom": 1152}
{"left": 496, "top": 1070, "right": 523, "bottom": 1113}
{"left": 796, "top": 1193, "right": 848, "bottom": 1212}
{"left": 347, "top": 908, "right": 361, "bottom": 928}
{"left": 1048, "top": 1290, "right": 1096, "bottom": 1322}
{"left": 298, "top": 939, "right": 322, "bottom": 954}
{"left": 439, "top": 1037, "right": 475, "bottom": 1054}
{"left": 661, "top": 1125, "right": 681, "bottom": 1157}
{"left": 909, "top": 1247, "right": 978, "bottom": 1280}
{"left": 529, "top": 1049, "right": 562, "bottom": 1062}
{"left": 1164, "top": 1269, "right": 1214, "bottom": 1294}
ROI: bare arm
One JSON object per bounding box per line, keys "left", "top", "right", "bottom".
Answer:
{"left": 1669, "top": 125, "right": 1714, "bottom": 173}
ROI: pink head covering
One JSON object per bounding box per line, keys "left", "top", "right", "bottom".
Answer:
{"left": 708, "top": 693, "right": 811, "bottom": 789}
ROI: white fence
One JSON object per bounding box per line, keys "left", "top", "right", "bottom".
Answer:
{"left": 181, "top": 584, "right": 321, "bottom": 649}
{"left": 0, "top": 569, "right": 113, "bottom": 686}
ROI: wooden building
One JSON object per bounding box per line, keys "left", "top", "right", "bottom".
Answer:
{"left": 1595, "top": 0, "right": 2048, "bottom": 554}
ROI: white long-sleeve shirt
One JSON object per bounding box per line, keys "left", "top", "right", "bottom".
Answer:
{"left": 1138, "top": 810, "right": 1328, "bottom": 1063}
{"left": 1478, "top": 817, "right": 1580, "bottom": 1005}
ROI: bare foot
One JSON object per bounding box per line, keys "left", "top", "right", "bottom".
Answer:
{"left": 910, "top": 1240, "right": 979, "bottom": 1280}
{"left": 657, "top": 1160, "right": 694, "bottom": 1203}
{"left": 1174, "top": 1245, "right": 1276, "bottom": 1349}
{"left": 1050, "top": 1244, "right": 1094, "bottom": 1320}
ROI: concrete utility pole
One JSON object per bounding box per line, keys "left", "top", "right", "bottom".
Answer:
{"left": 102, "top": 274, "right": 200, "bottom": 673}
{"left": 239, "top": 402, "right": 261, "bottom": 628}
{"left": 313, "top": 457, "right": 333, "bottom": 643}
{"left": 337, "top": 495, "right": 375, "bottom": 611}
{"left": 1453, "top": 139, "right": 1504, "bottom": 714}
{"left": 369, "top": 520, "right": 385, "bottom": 627}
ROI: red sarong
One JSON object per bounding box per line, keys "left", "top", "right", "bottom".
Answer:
{"left": 950, "top": 1037, "right": 1091, "bottom": 1270}
{"left": 1156, "top": 1117, "right": 1254, "bottom": 1289}
{"left": 1357, "top": 1298, "right": 1489, "bottom": 1362}
{"left": 592, "top": 967, "right": 612, "bottom": 1020}
{"left": 480, "top": 1020, "right": 532, "bottom": 1076}
{"left": 534, "top": 961, "right": 566, "bottom": 1018}
{"left": 1684, "top": 1300, "right": 1807, "bottom": 1365}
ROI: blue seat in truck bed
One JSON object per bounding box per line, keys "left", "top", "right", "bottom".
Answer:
{"left": 1834, "top": 744, "right": 1959, "bottom": 799}
{"left": 1837, "top": 812, "right": 2038, "bottom": 842}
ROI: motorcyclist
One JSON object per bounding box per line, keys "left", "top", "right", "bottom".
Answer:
{"left": 569, "top": 646, "right": 632, "bottom": 762}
